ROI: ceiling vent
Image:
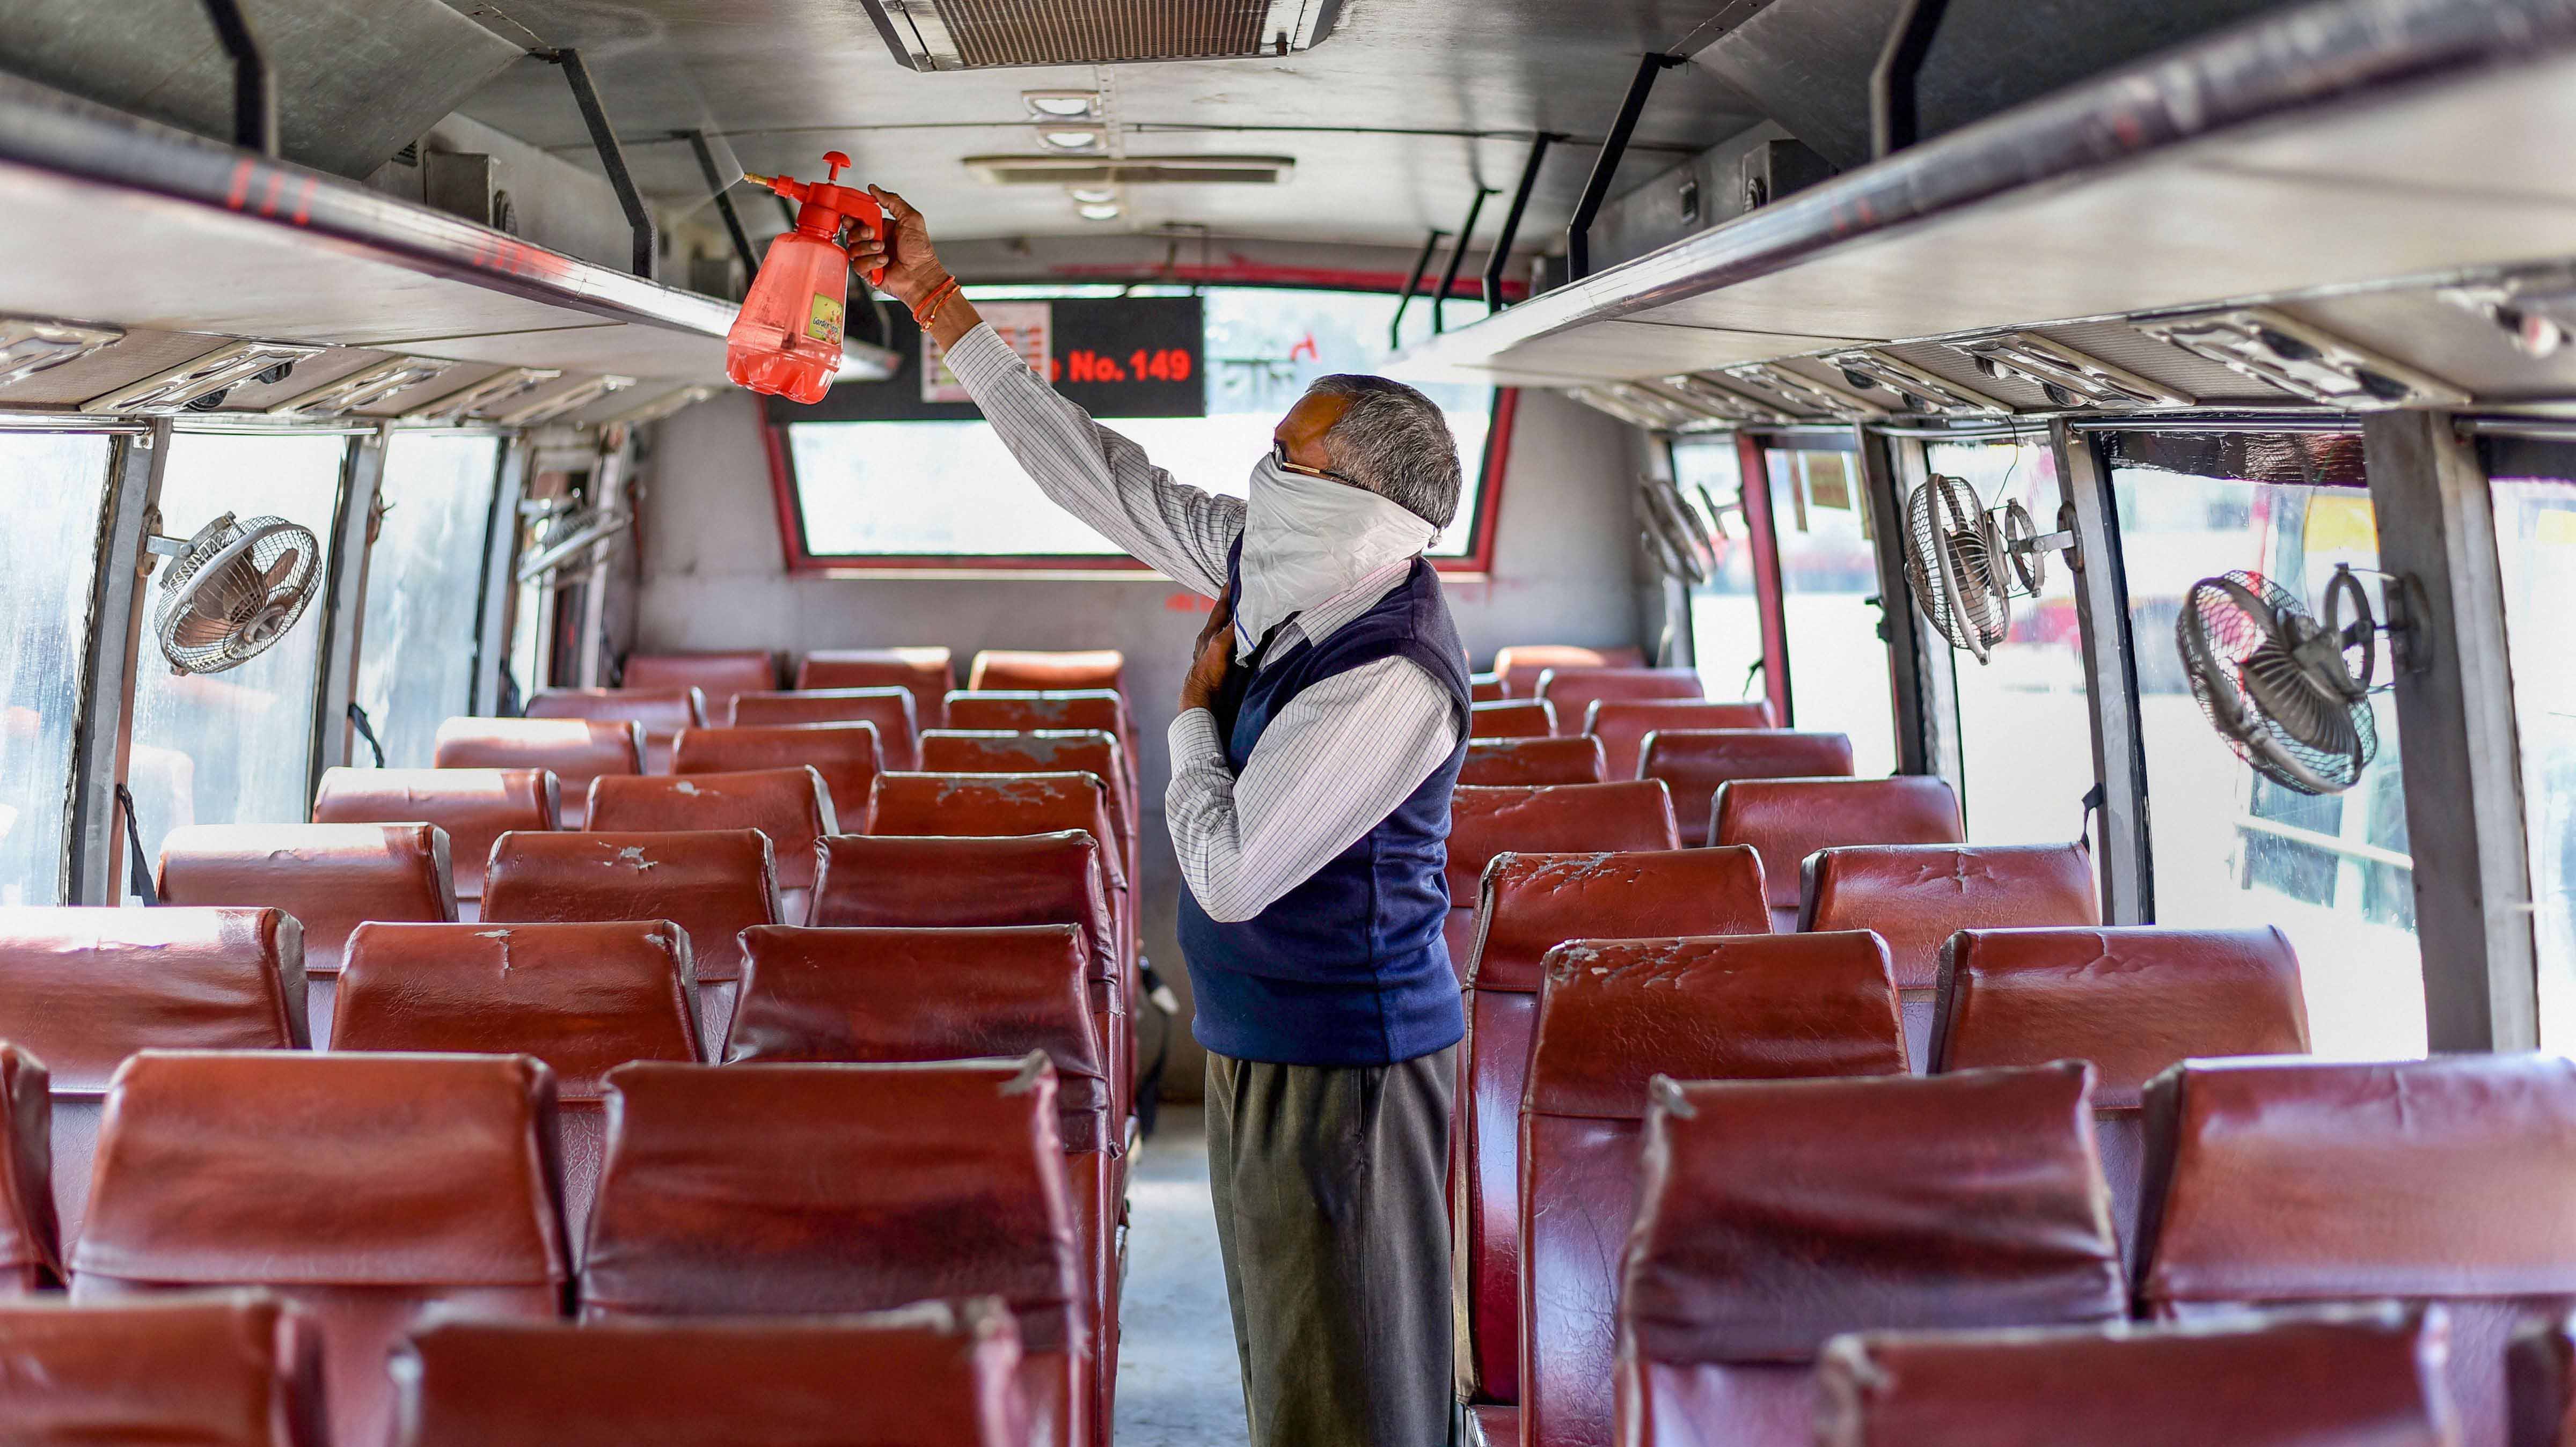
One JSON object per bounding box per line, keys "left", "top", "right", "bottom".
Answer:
{"left": 2133, "top": 308, "right": 2466, "bottom": 410}
{"left": 862, "top": 0, "right": 1344, "bottom": 70}
{"left": 964, "top": 155, "right": 1294, "bottom": 186}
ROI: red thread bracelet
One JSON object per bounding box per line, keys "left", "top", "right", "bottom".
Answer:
{"left": 912, "top": 277, "right": 960, "bottom": 327}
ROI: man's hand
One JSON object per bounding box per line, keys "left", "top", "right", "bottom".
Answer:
{"left": 853, "top": 186, "right": 946, "bottom": 310}
{"left": 1179, "top": 598, "right": 1235, "bottom": 714}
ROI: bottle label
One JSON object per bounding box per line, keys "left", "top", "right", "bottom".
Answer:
{"left": 806, "top": 293, "right": 844, "bottom": 345}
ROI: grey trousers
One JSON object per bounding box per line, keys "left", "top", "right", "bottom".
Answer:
{"left": 1205, "top": 1046, "right": 1460, "bottom": 1447}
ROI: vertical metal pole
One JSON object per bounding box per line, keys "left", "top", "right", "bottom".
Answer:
{"left": 1856, "top": 427, "right": 1937, "bottom": 777}
{"left": 1389, "top": 230, "right": 1445, "bottom": 350}
{"left": 553, "top": 49, "right": 657, "bottom": 278}
{"left": 2362, "top": 412, "right": 2538, "bottom": 1052}
{"left": 1568, "top": 54, "right": 1682, "bottom": 281}
{"left": 196, "top": 0, "right": 276, "bottom": 157}
{"left": 472, "top": 438, "right": 528, "bottom": 716}
{"left": 67, "top": 420, "right": 172, "bottom": 905}
{"left": 1733, "top": 430, "right": 1794, "bottom": 728}
{"left": 2050, "top": 420, "right": 2151, "bottom": 923}
{"left": 1483, "top": 134, "right": 1554, "bottom": 312}
{"left": 1871, "top": 0, "right": 1952, "bottom": 158}
{"left": 311, "top": 427, "right": 388, "bottom": 787}
{"left": 1431, "top": 188, "right": 1493, "bottom": 335}
{"left": 684, "top": 129, "right": 760, "bottom": 282}
{"left": 575, "top": 439, "right": 630, "bottom": 688}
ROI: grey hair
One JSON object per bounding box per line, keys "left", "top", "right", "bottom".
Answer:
{"left": 1305, "top": 374, "right": 1464, "bottom": 528}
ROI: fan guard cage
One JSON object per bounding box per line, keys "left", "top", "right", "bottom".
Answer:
{"left": 1902, "top": 473, "right": 2012, "bottom": 661}
{"left": 2176, "top": 569, "right": 2377, "bottom": 796}
{"left": 153, "top": 513, "right": 321, "bottom": 675}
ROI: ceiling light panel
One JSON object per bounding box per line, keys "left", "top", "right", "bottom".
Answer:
{"left": 864, "top": 0, "right": 1343, "bottom": 71}
{"left": 964, "top": 155, "right": 1294, "bottom": 186}
{"left": 1023, "top": 90, "right": 1100, "bottom": 118}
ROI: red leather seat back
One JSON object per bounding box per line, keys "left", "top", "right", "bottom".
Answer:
{"left": 0, "top": 1293, "right": 328, "bottom": 1446}
{"left": 1589, "top": 699, "right": 1777, "bottom": 779}
{"left": 1933, "top": 926, "right": 2308, "bottom": 1261}
{"left": 729, "top": 688, "right": 920, "bottom": 770}
{"left": 1495, "top": 644, "right": 1645, "bottom": 700}
{"left": 870, "top": 772, "right": 1124, "bottom": 891}
{"left": 2509, "top": 1312, "right": 2576, "bottom": 1446}
{"left": 0, "top": 906, "right": 305, "bottom": 1253}
{"left": 1619, "top": 1063, "right": 2126, "bottom": 1447}
{"left": 1803, "top": 843, "right": 2101, "bottom": 1066}
{"left": 433, "top": 718, "right": 643, "bottom": 830}
{"left": 1459, "top": 737, "right": 1607, "bottom": 787}
{"left": 585, "top": 768, "right": 837, "bottom": 915}
{"left": 1470, "top": 700, "right": 1555, "bottom": 740}
{"left": 313, "top": 767, "right": 557, "bottom": 902}
{"left": 796, "top": 647, "right": 955, "bottom": 729}
{"left": 921, "top": 729, "right": 1137, "bottom": 883}
{"left": 1815, "top": 1310, "right": 2456, "bottom": 1447}
{"left": 2139, "top": 1055, "right": 2576, "bottom": 1447}
{"left": 971, "top": 649, "right": 1126, "bottom": 697}
{"left": 524, "top": 688, "right": 708, "bottom": 775}
{"left": 1642, "top": 730, "right": 1854, "bottom": 847}
{"left": 1470, "top": 673, "right": 1506, "bottom": 703}
{"left": 1535, "top": 666, "right": 1702, "bottom": 737}
{"left": 1711, "top": 776, "right": 1965, "bottom": 930}
{"left": 71, "top": 1051, "right": 572, "bottom": 1447}
{"left": 671, "top": 723, "right": 881, "bottom": 829}
{"left": 941, "top": 693, "right": 1137, "bottom": 797}
{"left": 1444, "top": 783, "right": 1679, "bottom": 972}
{"left": 1523, "top": 932, "right": 1908, "bottom": 1447}
{"left": 393, "top": 1303, "right": 1029, "bottom": 1447}
{"left": 0, "top": 1044, "right": 60, "bottom": 1293}
{"left": 619, "top": 652, "right": 778, "bottom": 717}
{"left": 479, "top": 829, "right": 779, "bottom": 1060}
{"left": 1455, "top": 849, "right": 1770, "bottom": 1407}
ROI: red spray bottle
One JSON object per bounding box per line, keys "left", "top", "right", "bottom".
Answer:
{"left": 724, "top": 151, "right": 885, "bottom": 405}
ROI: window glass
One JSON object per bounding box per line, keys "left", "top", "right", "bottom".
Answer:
{"left": 2111, "top": 459, "right": 2423, "bottom": 1057}
{"left": 787, "top": 287, "right": 1496, "bottom": 559}
{"left": 356, "top": 434, "right": 500, "bottom": 767}
{"left": 126, "top": 431, "right": 348, "bottom": 890}
{"left": 0, "top": 432, "right": 115, "bottom": 904}
{"left": 2492, "top": 474, "right": 2576, "bottom": 1049}
{"left": 1671, "top": 438, "right": 1766, "bottom": 707}
{"left": 1926, "top": 439, "right": 2094, "bottom": 844}
{"left": 1766, "top": 445, "right": 1896, "bottom": 776}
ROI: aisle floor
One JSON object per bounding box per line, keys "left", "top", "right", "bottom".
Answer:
{"left": 1115, "top": 1105, "right": 1250, "bottom": 1447}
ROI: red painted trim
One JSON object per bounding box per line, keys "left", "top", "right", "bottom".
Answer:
{"left": 764, "top": 421, "right": 818, "bottom": 572}
{"left": 1037, "top": 259, "right": 1524, "bottom": 300}
{"left": 1433, "top": 387, "right": 1513, "bottom": 576}
{"left": 1734, "top": 430, "right": 1795, "bottom": 727}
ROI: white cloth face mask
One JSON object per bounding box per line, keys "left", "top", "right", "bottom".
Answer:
{"left": 1234, "top": 452, "right": 1438, "bottom": 655}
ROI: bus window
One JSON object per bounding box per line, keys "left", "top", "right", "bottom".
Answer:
{"left": 356, "top": 434, "right": 503, "bottom": 767}
{"left": 2110, "top": 450, "right": 2423, "bottom": 1058}
{"left": 1763, "top": 443, "right": 1896, "bottom": 776}
{"left": 2491, "top": 473, "right": 2576, "bottom": 1049}
{"left": 0, "top": 432, "right": 115, "bottom": 905}
{"left": 1670, "top": 437, "right": 1765, "bottom": 709}
{"left": 124, "top": 431, "right": 350, "bottom": 891}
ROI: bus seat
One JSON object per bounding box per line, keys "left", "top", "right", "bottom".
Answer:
{"left": 580, "top": 1057, "right": 1086, "bottom": 1447}
{"left": 0, "top": 906, "right": 305, "bottom": 1254}
{"left": 1802, "top": 843, "right": 2102, "bottom": 1067}
{"left": 1469, "top": 699, "right": 1555, "bottom": 740}
{"left": 1618, "top": 1062, "right": 2125, "bottom": 1447}
{"left": 1459, "top": 736, "right": 1607, "bottom": 787}
{"left": 524, "top": 688, "right": 708, "bottom": 775}
{"left": 1641, "top": 731, "right": 1854, "bottom": 847}
{"left": 585, "top": 768, "right": 836, "bottom": 923}
{"left": 312, "top": 766, "right": 558, "bottom": 910}
{"left": 2138, "top": 1054, "right": 2576, "bottom": 1447}
{"left": 942, "top": 692, "right": 1138, "bottom": 796}
{"left": 1470, "top": 672, "right": 1506, "bottom": 702}
{"left": 0, "top": 1293, "right": 327, "bottom": 1446}
{"left": 0, "top": 1043, "right": 60, "bottom": 1294}
{"left": 332, "top": 921, "right": 701, "bottom": 1254}
{"left": 729, "top": 688, "right": 920, "bottom": 770}
{"left": 1588, "top": 699, "right": 1777, "bottom": 780}
{"left": 393, "top": 1303, "right": 1029, "bottom": 1447}
{"left": 618, "top": 651, "right": 779, "bottom": 716}
{"left": 1930, "top": 925, "right": 2308, "bottom": 1264}
{"left": 1453, "top": 849, "right": 1769, "bottom": 1408}
{"left": 1444, "top": 783, "right": 1680, "bottom": 977}
{"left": 71, "top": 1051, "right": 572, "bottom": 1447}
{"left": 796, "top": 647, "right": 955, "bottom": 729}
{"left": 1711, "top": 777, "right": 1965, "bottom": 932}
{"left": 671, "top": 722, "right": 881, "bottom": 828}
{"left": 155, "top": 822, "right": 456, "bottom": 1046}
{"left": 1534, "top": 667, "right": 1703, "bottom": 737}
{"left": 971, "top": 649, "right": 1126, "bottom": 698}
{"left": 480, "top": 829, "right": 779, "bottom": 1060}
{"left": 2511, "top": 1312, "right": 2576, "bottom": 1447}
{"left": 920, "top": 729, "right": 1138, "bottom": 888}
{"left": 1523, "top": 931, "right": 1908, "bottom": 1447}
{"left": 1814, "top": 1309, "right": 2454, "bottom": 1446}
{"left": 433, "top": 718, "right": 643, "bottom": 831}
{"left": 1494, "top": 645, "right": 1645, "bottom": 700}
{"left": 870, "top": 771, "right": 1131, "bottom": 974}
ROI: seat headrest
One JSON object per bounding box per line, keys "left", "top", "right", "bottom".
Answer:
{"left": 969, "top": 649, "right": 1126, "bottom": 693}
{"left": 525, "top": 687, "right": 707, "bottom": 733}
{"left": 2139, "top": 1054, "right": 2576, "bottom": 1305}
{"left": 312, "top": 767, "right": 558, "bottom": 898}
{"left": 1535, "top": 666, "right": 1702, "bottom": 736}
{"left": 1526, "top": 932, "right": 1905, "bottom": 1119}
{"left": 393, "top": 1299, "right": 1025, "bottom": 1447}
{"left": 0, "top": 1043, "right": 61, "bottom": 1286}
{"left": 1803, "top": 843, "right": 2102, "bottom": 989}
{"left": 585, "top": 769, "right": 837, "bottom": 890}
{"left": 808, "top": 833, "right": 1115, "bottom": 981}
{"left": 1587, "top": 697, "right": 1775, "bottom": 738}
{"left": 940, "top": 691, "right": 1129, "bottom": 737}
{"left": 729, "top": 925, "right": 1109, "bottom": 1151}
{"left": 73, "top": 1051, "right": 570, "bottom": 1290}
{"left": 1495, "top": 644, "right": 1646, "bottom": 698}
{"left": 1467, "top": 699, "right": 1556, "bottom": 739}
{"left": 1934, "top": 927, "right": 2308, "bottom": 1108}
{"left": 1624, "top": 1062, "right": 2123, "bottom": 1363}
{"left": 869, "top": 773, "right": 1123, "bottom": 890}
{"left": 919, "top": 729, "right": 1125, "bottom": 787}
{"left": 432, "top": 717, "right": 645, "bottom": 781}
{"left": 334, "top": 921, "right": 701, "bottom": 1098}
{"left": 1713, "top": 776, "right": 1964, "bottom": 911}
{"left": 479, "top": 830, "right": 778, "bottom": 983}
{"left": 1813, "top": 1309, "right": 2456, "bottom": 1447}
{"left": 795, "top": 650, "right": 955, "bottom": 728}
{"left": 1640, "top": 729, "right": 1855, "bottom": 785}
{"left": 0, "top": 906, "right": 307, "bottom": 1091}
{"left": 728, "top": 690, "right": 919, "bottom": 767}
{"left": 669, "top": 725, "right": 881, "bottom": 829}
{"left": 1446, "top": 782, "right": 1680, "bottom": 901}
{"left": 1466, "top": 848, "right": 1769, "bottom": 994}
{"left": 0, "top": 1292, "right": 327, "bottom": 1446}
{"left": 155, "top": 824, "right": 456, "bottom": 975}
{"left": 583, "top": 1057, "right": 1079, "bottom": 1348}
{"left": 1459, "top": 736, "right": 1607, "bottom": 787}
{"left": 619, "top": 651, "right": 778, "bottom": 707}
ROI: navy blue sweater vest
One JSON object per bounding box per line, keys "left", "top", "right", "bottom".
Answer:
{"left": 1175, "top": 548, "right": 1472, "bottom": 1067}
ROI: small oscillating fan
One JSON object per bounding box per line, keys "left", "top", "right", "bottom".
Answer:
{"left": 1901, "top": 474, "right": 2015, "bottom": 662}
{"left": 2175, "top": 567, "right": 2380, "bottom": 796}
{"left": 147, "top": 512, "right": 322, "bottom": 675}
